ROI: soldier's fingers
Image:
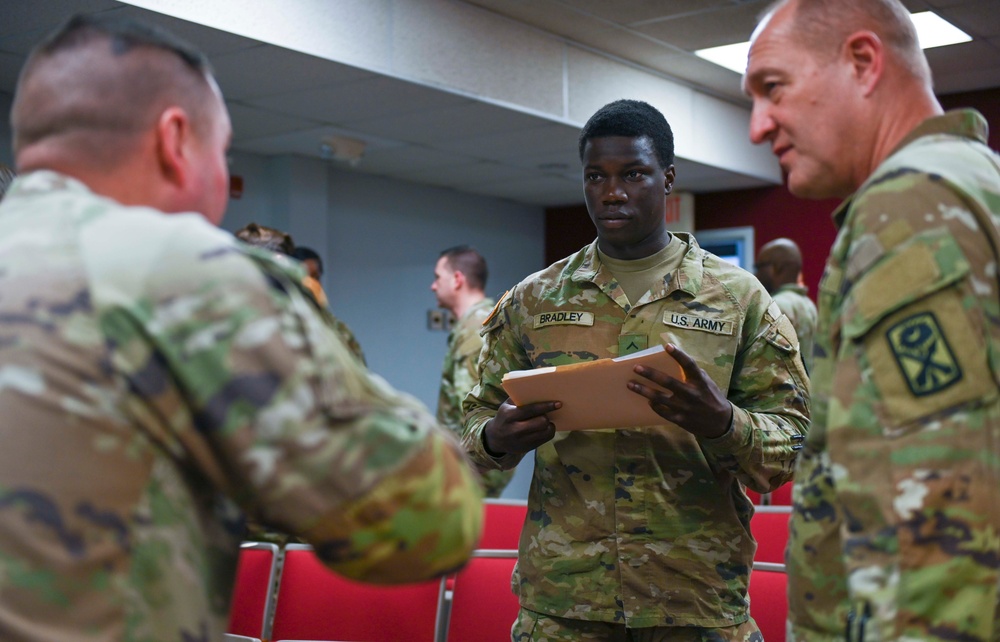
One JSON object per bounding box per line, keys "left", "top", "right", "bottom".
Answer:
{"left": 664, "top": 343, "right": 703, "bottom": 381}
{"left": 511, "top": 400, "right": 562, "bottom": 419}
{"left": 632, "top": 364, "right": 681, "bottom": 388}
{"left": 627, "top": 380, "right": 674, "bottom": 406}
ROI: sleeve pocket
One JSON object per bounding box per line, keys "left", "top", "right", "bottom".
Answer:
{"left": 842, "top": 239, "right": 968, "bottom": 342}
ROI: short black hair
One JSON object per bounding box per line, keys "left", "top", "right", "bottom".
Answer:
{"left": 439, "top": 245, "right": 488, "bottom": 291}
{"left": 293, "top": 246, "right": 323, "bottom": 276}
{"left": 578, "top": 99, "right": 674, "bottom": 169}
{"left": 31, "top": 13, "right": 209, "bottom": 75}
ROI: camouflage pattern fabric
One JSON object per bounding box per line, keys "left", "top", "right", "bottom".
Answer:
{"left": 511, "top": 608, "right": 765, "bottom": 641}
{"left": 787, "top": 110, "right": 1000, "bottom": 642}
{"left": 771, "top": 283, "right": 817, "bottom": 373}
{"left": 326, "top": 310, "right": 367, "bottom": 367}
{"left": 437, "top": 296, "right": 513, "bottom": 497}
{"left": 0, "top": 171, "right": 483, "bottom": 642}
{"left": 464, "top": 233, "right": 810, "bottom": 630}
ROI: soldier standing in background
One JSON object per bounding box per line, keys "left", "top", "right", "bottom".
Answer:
{"left": 755, "top": 237, "right": 817, "bottom": 371}
{"left": 432, "top": 245, "right": 513, "bottom": 497}
{"left": 0, "top": 14, "right": 481, "bottom": 641}
{"left": 464, "top": 99, "right": 809, "bottom": 640}
{"left": 746, "top": 0, "right": 1000, "bottom": 639}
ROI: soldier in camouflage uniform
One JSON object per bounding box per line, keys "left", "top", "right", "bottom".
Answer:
{"left": 432, "top": 245, "right": 514, "bottom": 497}
{"left": 0, "top": 14, "right": 482, "bottom": 641}
{"left": 746, "top": 1, "right": 1000, "bottom": 640}
{"left": 237, "top": 224, "right": 367, "bottom": 366}
{"left": 756, "top": 238, "right": 817, "bottom": 372}
{"left": 463, "top": 99, "right": 810, "bottom": 640}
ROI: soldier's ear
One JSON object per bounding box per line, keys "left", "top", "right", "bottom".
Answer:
{"left": 453, "top": 269, "right": 467, "bottom": 290}
{"left": 154, "top": 106, "right": 194, "bottom": 190}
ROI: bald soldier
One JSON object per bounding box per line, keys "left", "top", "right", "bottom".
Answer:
{"left": 755, "top": 238, "right": 817, "bottom": 371}
{"left": 746, "top": 0, "right": 1000, "bottom": 640}
{"left": 0, "top": 14, "right": 481, "bottom": 641}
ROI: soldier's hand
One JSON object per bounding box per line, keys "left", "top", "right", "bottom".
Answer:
{"left": 627, "top": 343, "right": 733, "bottom": 440}
{"left": 483, "top": 399, "right": 560, "bottom": 456}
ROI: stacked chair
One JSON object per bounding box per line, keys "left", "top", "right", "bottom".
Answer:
{"left": 226, "top": 495, "right": 791, "bottom": 641}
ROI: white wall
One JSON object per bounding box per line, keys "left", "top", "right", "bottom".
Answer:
{"left": 222, "top": 152, "right": 545, "bottom": 500}
{"left": 222, "top": 151, "right": 546, "bottom": 408}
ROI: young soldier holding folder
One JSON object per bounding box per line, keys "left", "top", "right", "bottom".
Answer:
{"left": 463, "top": 99, "right": 810, "bottom": 641}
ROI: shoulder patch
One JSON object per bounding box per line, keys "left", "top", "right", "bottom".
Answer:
{"left": 482, "top": 290, "right": 510, "bottom": 327}
{"left": 886, "top": 311, "right": 962, "bottom": 396}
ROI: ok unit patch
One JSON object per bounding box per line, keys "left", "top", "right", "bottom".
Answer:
{"left": 886, "top": 311, "right": 962, "bottom": 397}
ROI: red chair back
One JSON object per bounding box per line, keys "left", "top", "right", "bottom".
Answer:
{"left": 479, "top": 500, "right": 528, "bottom": 550}
{"left": 227, "top": 542, "right": 278, "bottom": 639}
{"left": 769, "top": 482, "right": 793, "bottom": 506}
{"left": 749, "top": 563, "right": 788, "bottom": 642}
{"left": 270, "top": 545, "right": 443, "bottom": 642}
{"left": 750, "top": 507, "right": 791, "bottom": 564}
{"left": 446, "top": 551, "right": 519, "bottom": 642}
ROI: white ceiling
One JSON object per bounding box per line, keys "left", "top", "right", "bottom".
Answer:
{"left": 0, "top": 0, "right": 997, "bottom": 206}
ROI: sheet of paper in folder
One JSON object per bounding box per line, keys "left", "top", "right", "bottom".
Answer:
{"left": 501, "top": 344, "right": 684, "bottom": 431}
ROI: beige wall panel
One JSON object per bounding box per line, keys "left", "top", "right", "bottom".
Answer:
{"left": 392, "top": 0, "right": 565, "bottom": 117}
{"left": 566, "top": 47, "right": 695, "bottom": 151}
{"left": 125, "top": 0, "right": 394, "bottom": 72}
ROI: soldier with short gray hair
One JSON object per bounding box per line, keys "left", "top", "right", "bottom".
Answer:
{"left": 0, "top": 14, "right": 482, "bottom": 641}
{"left": 746, "top": 0, "right": 1000, "bottom": 640}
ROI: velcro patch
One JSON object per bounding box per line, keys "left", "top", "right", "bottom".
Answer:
{"left": 663, "top": 312, "right": 733, "bottom": 336}
{"left": 886, "top": 311, "right": 962, "bottom": 397}
{"left": 619, "top": 334, "right": 648, "bottom": 355}
{"left": 533, "top": 311, "right": 594, "bottom": 329}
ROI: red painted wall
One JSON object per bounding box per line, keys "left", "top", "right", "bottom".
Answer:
{"left": 694, "top": 188, "right": 839, "bottom": 298}
{"left": 545, "top": 87, "right": 1000, "bottom": 301}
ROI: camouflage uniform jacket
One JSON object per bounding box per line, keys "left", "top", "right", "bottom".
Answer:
{"left": 772, "top": 283, "right": 817, "bottom": 373}
{"left": 302, "top": 274, "right": 367, "bottom": 366}
{"left": 436, "top": 297, "right": 513, "bottom": 497}
{"left": 787, "top": 110, "right": 1000, "bottom": 642}
{"left": 0, "top": 172, "right": 483, "bottom": 642}
{"left": 464, "top": 234, "right": 810, "bottom": 627}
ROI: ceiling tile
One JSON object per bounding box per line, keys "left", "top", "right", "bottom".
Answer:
{"left": 633, "top": 3, "right": 763, "bottom": 51}
{"left": 246, "top": 76, "right": 470, "bottom": 125}
{"left": 212, "top": 45, "right": 374, "bottom": 101}
{"left": 563, "top": 0, "right": 747, "bottom": 28}
{"left": 348, "top": 101, "right": 545, "bottom": 145}
{"left": 356, "top": 144, "right": 465, "bottom": 175}
{"left": 436, "top": 123, "right": 581, "bottom": 160}
{"left": 935, "top": 1, "right": 1000, "bottom": 38}
{"left": 464, "top": 174, "right": 582, "bottom": 203}
{"left": 396, "top": 160, "right": 532, "bottom": 188}
{"left": 226, "top": 102, "right": 316, "bottom": 141}
{"left": 231, "top": 125, "right": 402, "bottom": 158}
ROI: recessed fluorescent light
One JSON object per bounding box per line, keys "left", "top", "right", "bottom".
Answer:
{"left": 695, "top": 11, "right": 972, "bottom": 74}
{"left": 694, "top": 41, "right": 751, "bottom": 75}
{"left": 909, "top": 11, "right": 972, "bottom": 49}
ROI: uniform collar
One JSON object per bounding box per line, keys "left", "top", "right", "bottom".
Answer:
{"left": 571, "top": 233, "right": 707, "bottom": 303}
{"left": 775, "top": 282, "right": 808, "bottom": 296}
{"left": 5, "top": 169, "right": 92, "bottom": 200}
{"left": 831, "top": 109, "right": 989, "bottom": 229}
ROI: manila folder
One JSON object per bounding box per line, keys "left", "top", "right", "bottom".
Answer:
{"left": 500, "top": 344, "right": 684, "bottom": 431}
